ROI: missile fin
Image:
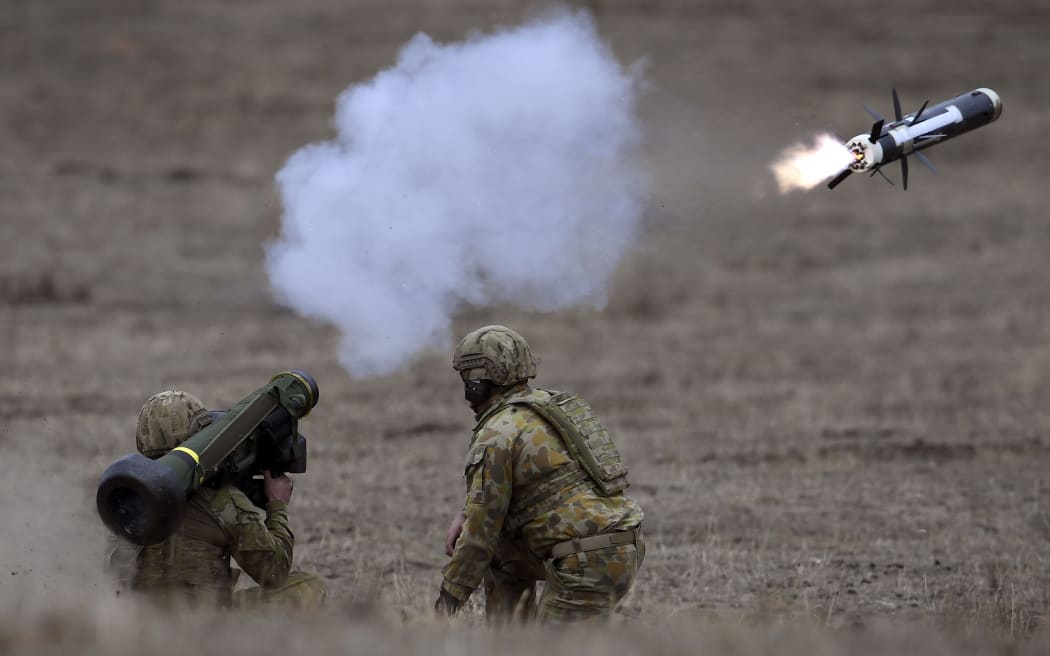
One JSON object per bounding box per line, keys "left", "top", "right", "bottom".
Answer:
{"left": 868, "top": 119, "right": 884, "bottom": 143}
{"left": 910, "top": 100, "right": 929, "bottom": 125}
{"left": 892, "top": 88, "right": 903, "bottom": 122}
{"left": 874, "top": 168, "right": 895, "bottom": 186}
{"left": 900, "top": 156, "right": 909, "bottom": 191}
{"left": 827, "top": 169, "right": 852, "bottom": 189}
{"left": 864, "top": 104, "right": 886, "bottom": 122}
{"left": 915, "top": 151, "right": 937, "bottom": 174}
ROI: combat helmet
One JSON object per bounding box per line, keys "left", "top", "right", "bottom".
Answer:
{"left": 135, "top": 390, "right": 211, "bottom": 458}
{"left": 453, "top": 325, "right": 537, "bottom": 386}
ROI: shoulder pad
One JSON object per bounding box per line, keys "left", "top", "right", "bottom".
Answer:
{"left": 474, "top": 402, "right": 518, "bottom": 432}
{"left": 473, "top": 407, "right": 521, "bottom": 442}
{"left": 508, "top": 387, "right": 556, "bottom": 406}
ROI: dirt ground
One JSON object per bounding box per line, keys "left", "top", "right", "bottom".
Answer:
{"left": 3, "top": 0, "right": 1050, "bottom": 653}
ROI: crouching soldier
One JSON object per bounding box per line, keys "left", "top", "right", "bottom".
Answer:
{"left": 104, "top": 390, "right": 326, "bottom": 609}
{"left": 437, "top": 325, "right": 644, "bottom": 623}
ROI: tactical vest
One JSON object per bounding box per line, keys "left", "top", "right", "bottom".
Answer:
{"left": 515, "top": 388, "right": 629, "bottom": 495}
{"left": 476, "top": 387, "right": 630, "bottom": 506}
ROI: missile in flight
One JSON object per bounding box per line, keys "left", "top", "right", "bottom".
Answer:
{"left": 828, "top": 87, "right": 1002, "bottom": 191}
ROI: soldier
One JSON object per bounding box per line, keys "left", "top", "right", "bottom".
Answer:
{"left": 436, "top": 325, "right": 644, "bottom": 622}
{"left": 104, "top": 390, "right": 326, "bottom": 609}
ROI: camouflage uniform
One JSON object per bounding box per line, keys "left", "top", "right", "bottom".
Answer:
{"left": 105, "top": 390, "right": 325, "bottom": 609}
{"left": 441, "top": 327, "right": 644, "bottom": 623}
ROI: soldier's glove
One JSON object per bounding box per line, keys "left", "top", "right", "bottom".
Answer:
{"left": 434, "top": 589, "right": 462, "bottom": 616}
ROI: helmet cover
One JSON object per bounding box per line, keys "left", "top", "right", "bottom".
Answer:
{"left": 135, "top": 390, "right": 211, "bottom": 458}
{"left": 452, "top": 325, "right": 537, "bottom": 386}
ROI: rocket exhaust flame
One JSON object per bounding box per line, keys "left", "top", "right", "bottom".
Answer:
{"left": 770, "top": 134, "right": 852, "bottom": 193}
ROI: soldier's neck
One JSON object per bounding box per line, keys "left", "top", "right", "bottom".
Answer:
{"left": 472, "top": 382, "right": 531, "bottom": 420}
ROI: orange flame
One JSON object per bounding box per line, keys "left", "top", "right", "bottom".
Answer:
{"left": 771, "top": 134, "right": 853, "bottom": 193}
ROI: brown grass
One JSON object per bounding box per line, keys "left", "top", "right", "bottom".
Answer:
{"left": 4, "top": 0, "right": 1050, "bottom": 653}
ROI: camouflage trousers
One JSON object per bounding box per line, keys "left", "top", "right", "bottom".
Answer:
{"left": 486, "top": 531, "right": 644, "bottom": 623}
{"left": 234, "top": 570, "right": 328, "bottom": 611}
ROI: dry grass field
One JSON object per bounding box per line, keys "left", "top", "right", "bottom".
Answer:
{"left": 3, "top": 0, "right": 1050, "bottom": 653}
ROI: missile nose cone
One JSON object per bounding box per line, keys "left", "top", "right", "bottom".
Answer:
{"left": 976, "top": 88, "right": 1003, "bottom": 121}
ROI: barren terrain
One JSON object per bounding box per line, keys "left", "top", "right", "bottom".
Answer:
{"left": 3, "top": 0, "right": 1050, "bottom": 653}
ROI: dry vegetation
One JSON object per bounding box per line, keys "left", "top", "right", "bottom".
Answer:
{"left": 3, "top": 0, "right": 1050, "bottom": 653}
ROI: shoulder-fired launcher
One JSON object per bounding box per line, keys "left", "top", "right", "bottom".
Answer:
{"left": 96, "top": 371, "right": 319, "bottom": 546}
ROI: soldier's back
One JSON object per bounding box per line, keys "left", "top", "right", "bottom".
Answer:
{"left": 477, "top": 388, "right": 643, "bottom": 555}
{"left": 122, "top": 486, "right": 239, "bottom": 606}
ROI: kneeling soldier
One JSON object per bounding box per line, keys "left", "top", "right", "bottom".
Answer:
{"left": 104, "top": 390, "right": 326, "bottom": 609}
{"left": 437, "top": 325, "right": 644, "bottom": 622}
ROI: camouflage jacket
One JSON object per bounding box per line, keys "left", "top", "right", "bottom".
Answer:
{"left": 105, "top": 484, "right": 294, "bottom": 606}
{"left": 441, "top": 384, "right": 643, "bottom": 601}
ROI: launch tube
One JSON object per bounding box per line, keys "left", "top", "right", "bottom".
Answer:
{"left": 96, "top": 371, "right": 319, "bottom": 546}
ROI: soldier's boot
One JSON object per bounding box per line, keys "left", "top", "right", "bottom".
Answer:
{"left": 234, "top": 570, "right": 327, "bottom": 610}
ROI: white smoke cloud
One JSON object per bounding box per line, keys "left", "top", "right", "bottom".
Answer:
{"left": 266, "top": 11, "right": 647, "bottom": 377}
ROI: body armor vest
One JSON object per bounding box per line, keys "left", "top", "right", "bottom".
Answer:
{"left": 475, "top": 386, "right": 630, "bottom": 503}
{"left": 513, "top": 388, "right": 629, "bottom": 496}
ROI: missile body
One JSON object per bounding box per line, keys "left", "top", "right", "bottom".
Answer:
{"left": 829, "top": 87, "right": 1002, "bottom": 189}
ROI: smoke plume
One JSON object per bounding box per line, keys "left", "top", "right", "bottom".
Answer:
{"left": 266, "top": 11, "right": 647, "bottom": 377}
{"left": 771, "top": 134, "right": 852, "bottom": 193}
